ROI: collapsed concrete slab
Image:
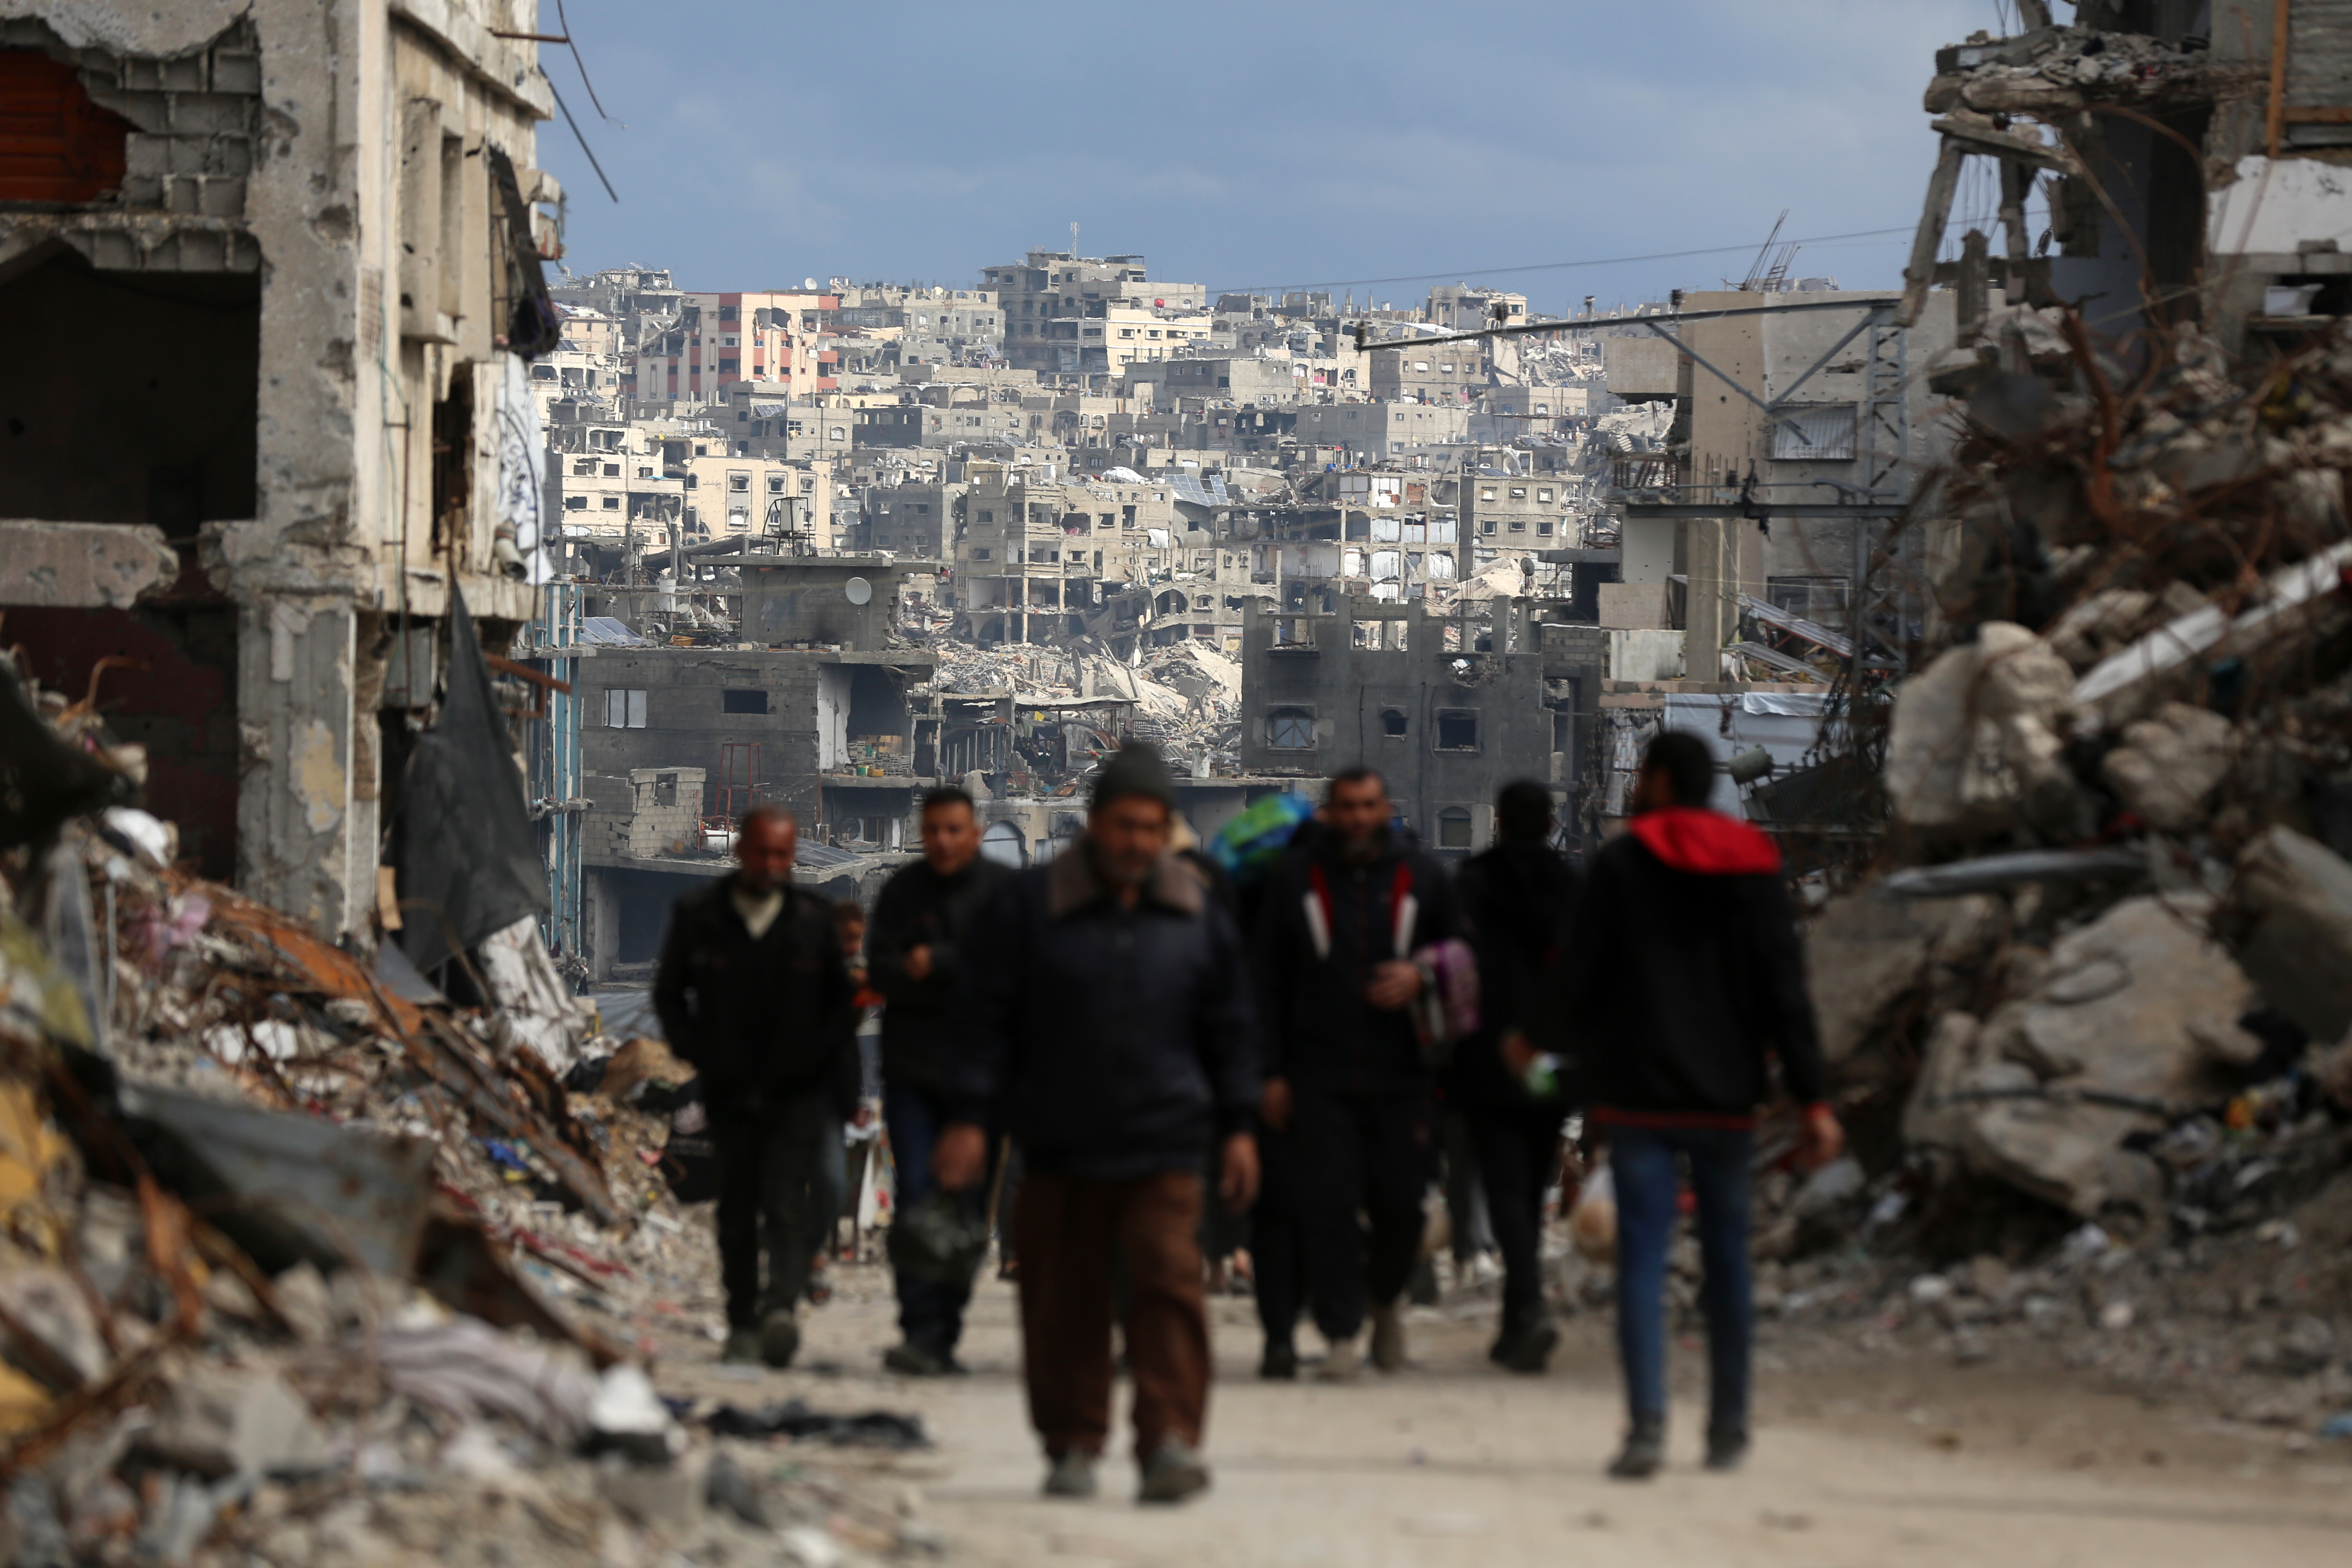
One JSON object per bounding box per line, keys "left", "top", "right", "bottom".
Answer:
{"left": 2220, "top": 826, "right": 2352, "bottom": 1044}
{"left": 1807, "top": 890, "right": 2001, "bottom": 1080}
{"left": 1885, "top": 621, "right": 2078, "bottom": 833}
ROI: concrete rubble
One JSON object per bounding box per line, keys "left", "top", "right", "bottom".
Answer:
{"left": 0, "top": 652, "right": 939, "bottom": 1566}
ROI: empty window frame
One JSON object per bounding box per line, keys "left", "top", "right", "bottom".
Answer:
{"left": 1267, "top": 707, "right": 1316, "bottom": 749}
{"left": 1381, "top": 708, "right": 1408, "bottom": 737}
{"left": 1770, "top": 403, "right": 1859, "bottom": 461}
{"left": 606, "top": 688, "right": 648, "bottom": 728}
{"left": 721, "top": 689, "right": 768, "bottom": 714}
{"left": 1435, "top": 806, "right": 1474, "bottom": 849}
{"left": 1435, "top": 710, "right": 1478, "bottom": 751}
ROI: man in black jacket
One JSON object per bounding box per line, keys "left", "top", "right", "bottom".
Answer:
{"left": 1254, "top": 767, "right": 1457, "bottom": 1380}
{"left": 1453, "top": 780, "right": 1577, "bottom": 1374}
{"left": 867, "top": 785, "right": 1013, "bottom": 1375}
{"left": 935, "top": 744, "right": 1259, "bottom": 1505}
{"left": 654, "top": 807, "right": 857, "bottom": 1368}
{"left": 1539, "top": 733, "right": 1842, "bottom": 1479}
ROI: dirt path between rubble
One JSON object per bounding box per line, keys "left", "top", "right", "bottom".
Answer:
{"left": 653, "top": 1265, "right": 2352, "bottom": 1568}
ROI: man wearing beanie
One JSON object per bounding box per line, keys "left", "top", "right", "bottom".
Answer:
{"left": 933, "top": 742, "right": 1261, "bottom": 1506}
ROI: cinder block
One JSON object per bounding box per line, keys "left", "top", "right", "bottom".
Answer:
{"left": 196, "top": 176, "right": 246, "bottom": 218}
{"left": 211, "top": 51, "right": 261, "bottom": 94}
{"left": 1596, "top": 583, "right": 1669, "bottom": 630}
{"left": 119, "top": 173, "right": 164, "bottom": 207}
{"left": 168, "top": 135, "right": 211, "bottom": 174}
{"left": 208, "top": 136, "right": 252, "bottom": 176}
{"left": 158, "top": 55, "right": 206, "bottom": 92}
{"left": 123, "top": 133, "right": 170, "bottom": 177}
{"left": 120, "top": 58, "right": 163, "bottom": 91}
{"left": 169, "top": 93, "right": 252, "bottom": 135}
{"left": 163, "top": 176, "right": 200, "bottom": 215}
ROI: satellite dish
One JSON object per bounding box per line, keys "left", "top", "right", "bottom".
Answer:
{"left": 844, "top": 577, "right": 873, "bottom": 606}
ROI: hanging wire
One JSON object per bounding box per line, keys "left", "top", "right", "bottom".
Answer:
{"left": 554, "top": 0, "right": 626, "bottom": 127}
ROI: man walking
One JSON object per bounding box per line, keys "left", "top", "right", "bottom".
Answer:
{"left": 867, "top": 785, "right": 1013, "bottom": 1374}
{"left": 1254, "top": 767, "right": 1456, "bottom": 1379}
{"left": 1456, "top": 780, "right": 1577, "bottom": 1374}
{"left": 1540, "top": 733, "right": 1840, "bottom": 1478}
{"left": 935, "top": 744, "right": 1258, "bottom": 1504}
{"left": 655, "top": 806, "right": 858, "bottom": 1368}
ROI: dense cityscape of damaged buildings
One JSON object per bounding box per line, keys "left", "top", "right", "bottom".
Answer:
{"left": 11, "top": 0, "right": 2352, "bottom": 1559}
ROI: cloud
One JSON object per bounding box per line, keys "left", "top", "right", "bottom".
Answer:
{"left": 538, "top": 0, "right": 1996, "bottom": 305}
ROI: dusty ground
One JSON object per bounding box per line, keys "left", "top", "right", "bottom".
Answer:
{"left": 649, "top": 1258, "right": 2352, "bottom": 1567}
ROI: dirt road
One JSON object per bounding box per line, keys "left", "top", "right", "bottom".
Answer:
{"left": 657, "top": 1264, "right": 2352, "bottom": 1567}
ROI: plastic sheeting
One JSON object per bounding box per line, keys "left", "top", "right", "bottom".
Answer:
{"left": 399, "top": 586, "right": 549, "bottom": 976}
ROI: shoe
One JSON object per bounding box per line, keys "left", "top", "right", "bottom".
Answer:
{"left": 1497, "top": 1320, "right": 1559, "bottom": 1375}
{"left": 1315, "top": 1336, "right": 1361, "bottom": 1382}
{"left": 1042, "top": 1450, "right": 1098, "bottom": 1499}
{"left": 1258, "top": 1342, "right": 1299, "bottom": 1381}
{"left": 882, "top": 1341, "right": 950, "bottom": 1377}
{"left": 1608, "top": 1421, "right": 1666, "bottom": 1481}
{"left": 1370, "top": 1302, "right": 1407, "bottom": 1372}
{"left": 1137, "top": 1439, "right": 1211, "bottom": 1505}
{"left": 757, "top": 1309, "right": 801, "bottom": 1369}
{"left": 720, "top": 1327, "right": 762, "bottom": 1364}
{"left": 1705, "top": 1429, "right": 1750, "bottom": 1472}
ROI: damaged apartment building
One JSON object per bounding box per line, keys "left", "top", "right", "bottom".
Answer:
{"left": 0, "top": 0, "right": 566, "bottom": 947}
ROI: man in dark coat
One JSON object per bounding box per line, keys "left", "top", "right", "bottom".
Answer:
{"left": 935, "top": 744, "right": 1259, "bottom": 1505}
{"left": 1540, "top": 732, "right": 1842, "bottom": 1479}
{"left": 867, "top": 785, "right": 1014, "bottom": 1374}
{"left": 1254, "top": 767, "right": 1457, "bottom": 1379}
{"left": 1453, "top": 780, "right": 1577, "bottom": 1374}
{"left": 654, "top": 807, "right": 858, "bottom": 1368}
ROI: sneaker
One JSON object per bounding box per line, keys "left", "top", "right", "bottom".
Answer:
{"left": 882, "top": 1341, "right": 951, "bottom": 1377}
{"left": 1315, "top": 1335, "right": 1361, "bottom": 1382}
{"left": 1705, "top": 1429, "right": 1750, "bottom": 1472}
{"left": 720, "top": 1327, "right": 763, "bottom": 1364}
{"left": 1042, "top": 1450, "right": 1098, "bottom": 1499}
{"left": 1369, "top": 1302, "right": 1407, "bottom": 1372}
{"left": 1137, "top": 1439, "right": 1211, "bottom": 1505}
{"left": 1496, "top": 1320, "right": 1559, "bottom": 1375}
{"left": 1258, "top": 1342, "right": 1299, "bottom": 1381}
{"left": 757, "top": 1309, "right": 801, "bottom": 1369}
{"left": 1608, "top": 1421, "right": 1665, "bottom": 1481}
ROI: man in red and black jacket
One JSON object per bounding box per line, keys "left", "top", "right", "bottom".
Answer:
{"left": 1540, "top": 733, "right": 1841, "bottom": 1480}
{"left": 1254, "top": 767, "right": 1458, "bottom": 1380}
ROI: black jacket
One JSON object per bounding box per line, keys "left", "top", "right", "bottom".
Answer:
{"left": 1539, "top": 808, "right": 1825, "bottom": 1123}
{"left": 868, "top": 855, "right": 1015, "bottom": 1094}
{"left": 951, "top": 846, "right": 1258, "bottom": 1180}
{"left": 1450, "top": 840, "right": 1579, "bottom": 1109}
{"left": 1254, "top": 829, "right": 1459, "bottom": 1098}
{"left": 653, "top": 876, "right": 859, "bottom": 1114}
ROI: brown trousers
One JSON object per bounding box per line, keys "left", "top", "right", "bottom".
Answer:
{"left": 1014, "top": 1168, "right": 1209, "bottom": 1461}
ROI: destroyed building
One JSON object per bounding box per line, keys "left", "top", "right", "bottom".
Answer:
{"left": 0, "top": 0, "right": 564, "bottom": 941}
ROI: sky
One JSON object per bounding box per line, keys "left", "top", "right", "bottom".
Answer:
{"left": 533, "top": 0, "right": 2008, "bottom": 314}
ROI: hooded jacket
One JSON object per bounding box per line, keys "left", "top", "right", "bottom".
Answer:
{"left": 1450, "top": 840, "right": 1579, "bottom": 1109}
{"left": 1539, "top": 807, "right": 1824, "bottom": 1126}
{"left": 868, "top": 855, "right": 1015, "bottom": 1094}
{"left": 1254, "top": 828, "right": 1459, "bottom": 1098}
{"left": 950, "top": 845, "right": 1259, "bottom": 1180}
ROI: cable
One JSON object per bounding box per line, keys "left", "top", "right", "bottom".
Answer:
{"left": 546, "top": 77, "right": 618, "bottom": 202}
{"left": 553, "top": 0, "right": 626, "bottom": 126}
{"left": 1207, "top": 225, "right": 1922, "bottom": 296}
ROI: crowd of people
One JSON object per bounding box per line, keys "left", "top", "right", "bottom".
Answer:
{"left": 652, "top": 732, "right": 1840, "bottom": 1504}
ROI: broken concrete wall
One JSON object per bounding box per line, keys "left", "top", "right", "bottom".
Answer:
{"left": 0, "top": 0, "right": 555, "bottom": 941}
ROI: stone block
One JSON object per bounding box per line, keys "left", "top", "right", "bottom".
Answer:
{"left": 2221, "top": 826, "right": 2352, "bottom": 1041}
{"left": 2100, "top": 701, "right": 2233, "bottom": 831}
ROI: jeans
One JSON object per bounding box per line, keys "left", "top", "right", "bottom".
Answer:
{"left": 1016, "top": 1169, "right": 1209, "bottom": 1461}
{"left": 1293, "top": 1089, "right": 1430, "bottom": 1342}
{"left": 884, "top": 1084, "right": 992, "bottom": 1354}
{"left": 710, "top": 1087, "right": 843, "bottom": 1330}
{"left": 1609, "top": 1124, "right": 1753, "bottom": 1438}
{"left": 1467, "top": 1105, "right": 1564, "bottom": 1335}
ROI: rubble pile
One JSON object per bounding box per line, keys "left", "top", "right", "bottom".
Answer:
{"left": 0, "top": 653, "right": 934, "bottom": 1566}
{"left": 1922, "top": 25, "right": 2228, "bottom": 116}
{"left": 923, "top": 635, "right": 1243, "bottom": 776}
{"left": 1781, "top": 316, "right": 2352, "bottom": 1421}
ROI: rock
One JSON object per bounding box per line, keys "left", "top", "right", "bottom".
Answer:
{"left": 1959, "top": 1096, "right": 2165, "bottom": 1220}
{"left": 0, "top": 1267, "right": 108, "bottom": 1388}
{"left": 1990, "top": 894, "right": 2263, "bottom": 1104}
{"left": 2314, "top": 1033, "right": 2352, "bottom": 1114}
{"left": 2047, "top": 588, "right": 2154, "bottom": 670}
{"left": 2276, "top": 1315, "right": 2339, "bottom": 1376}
{"left": 602, "top": 1450, "right": 706, "bottom": 1530}
{"left": 2100, "top": 702, "right": 2234, "bottom": 831}
{"left": 780, "top": 1525, "right": 844, "bottom": 1568}
{"left": 135, "top": 1369, "right": 326, "bottom": 1481}
{"left": 1966, "top": 1255, "right": 2015, "bottom": 1303}
{"left": 1806, "top": 891, "right": 2000, "bottom": 1075}
{"left": 1886, "top": 622, "right": 2079, "bottom": 833}
{"left": 2218, "top": 826, "right": 2352, "bottom": 1042}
